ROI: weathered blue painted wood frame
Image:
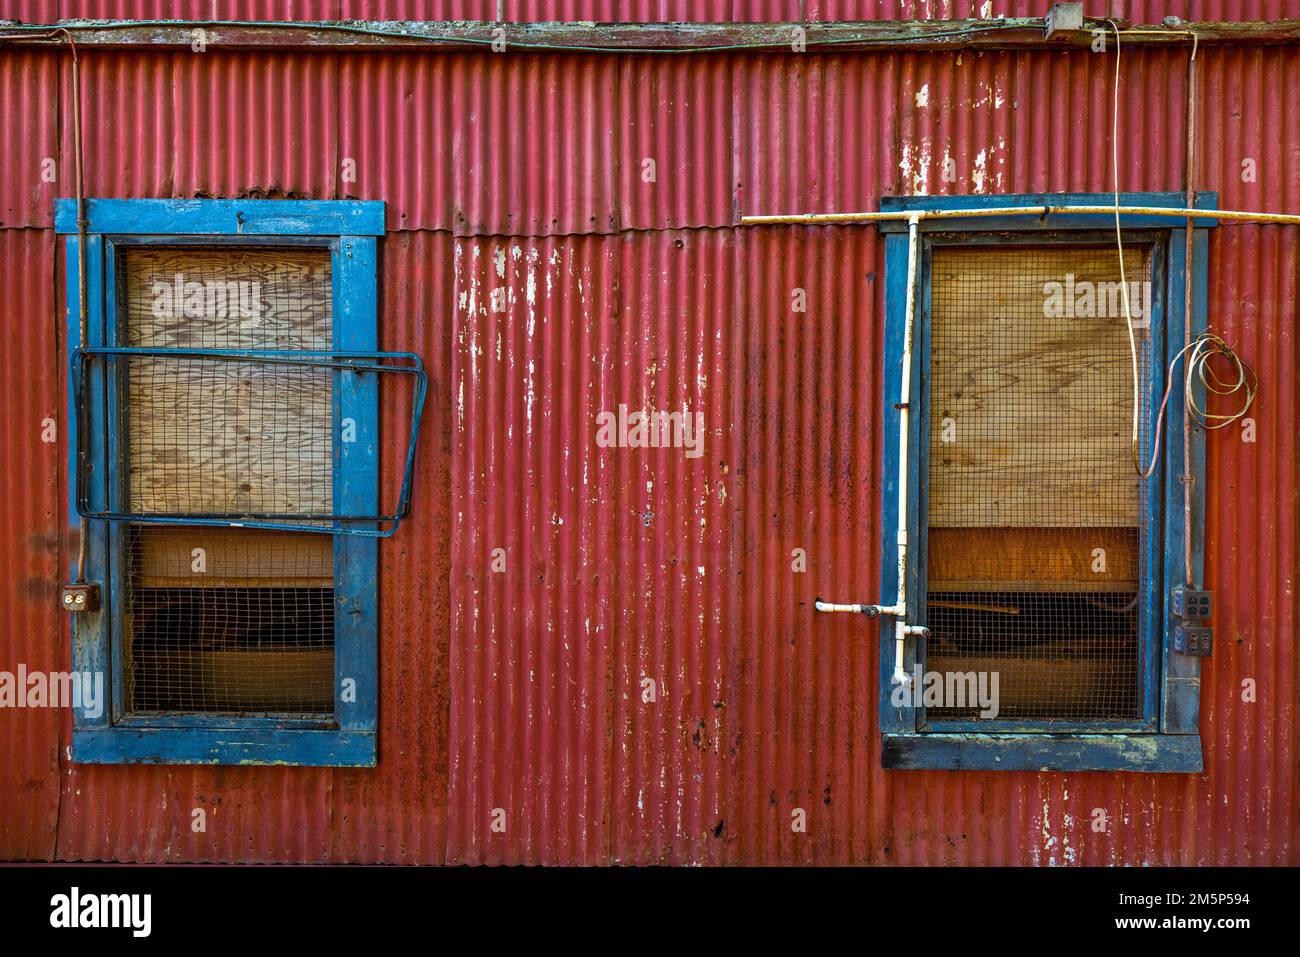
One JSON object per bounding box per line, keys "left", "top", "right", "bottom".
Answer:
{"left": 58, "top": 199, "right": 385, "bottom": 766}
{"left": 877, "top": 192, "right": 1213, "bottom": 772}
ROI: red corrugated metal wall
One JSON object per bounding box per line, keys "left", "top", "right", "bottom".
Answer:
{"left": 0, "top": 15, "right": 1295, "bottom": 864}
{"left": 7, "top": 2, "right": 1298, "bottom": 23}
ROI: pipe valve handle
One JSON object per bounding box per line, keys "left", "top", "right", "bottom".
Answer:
{"left": 814, "top": 598, "right": 882, "bottom": 617}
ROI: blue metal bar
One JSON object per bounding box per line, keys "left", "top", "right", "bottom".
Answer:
{"left": 71, "top": 347, "right": 427, "bottom": 538}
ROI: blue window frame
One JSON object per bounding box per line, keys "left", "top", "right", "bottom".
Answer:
{"left": 876, "top": 192, "right": 1214, "bottom": 772}
{"left": 58, "top": 199, "right": 388, "bottom": 767}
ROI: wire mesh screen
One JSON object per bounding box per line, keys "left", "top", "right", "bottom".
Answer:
{"left": 126, "top": 527, "right": 334, "bottom": 713}
{"left": 121, "top": 246, "right": 332, "bottom": 350}
{"left": 121, "top": 355, "right": 333, "bottom": 518}
{"left": 119, "top": 246, "right": 333, "bottom": 519}
{"left": 120, "top": 246, "right": 335, "bottom": 715}
{"left": 925, "top": 244, "right": 1151, "bottom": 724}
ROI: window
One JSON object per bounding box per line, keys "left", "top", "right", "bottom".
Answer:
{"left": 58, "top": 199, "right": 421, "bottom": 767}
{"left": 877, "top": 193, "right": 1212, "bottom": 772}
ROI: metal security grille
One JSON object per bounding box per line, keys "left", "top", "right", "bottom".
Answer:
{"left": 73, "top": 244, "right": 427, "bottom": 533}
{"left": 120, "top": 246, "right": 335, "bottom": 715}
{"left": 925, "top": 244, "right": 1151, "bottom": 723}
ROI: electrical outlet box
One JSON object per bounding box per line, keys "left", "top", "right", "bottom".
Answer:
{"left": 1045, "top": 3, "right": 1085, "bottom": 39}
{"left": 1173, "top": 586, "right": 1212, "bottom": 620}
{"left": 60, "top": 582, "right": 100, "bottom": 613}
{"left": 1175, "top": 624, "right": 1213, "bottom": 656}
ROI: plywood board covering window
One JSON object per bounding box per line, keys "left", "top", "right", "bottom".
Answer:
{"left": 926, "top": 245, "right": 1151, "bottom": 722}
{"left": 120, "top": 247, "right": 332, "bottom": 517}
{"left": 119, "top": 246, "right": 335, "bottom": 714}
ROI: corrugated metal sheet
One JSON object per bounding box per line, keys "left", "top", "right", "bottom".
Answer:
{"left": 0, "top": 228, "right": 61, "bottom": 862}
{"left": 342, "top": 53, "right": 619, "bottom": 235}
{"left": 0, "top": 0, "right": 58, "bottom": 22}
{"left": 604, "top": 229, "right": 735, "bottom": 864}
{"left": 805, "top": 1, "right": 1295, "bottom": 22}
{"left": 48, "top": 1, "right": 344, "bottom": 19}
{"left": 620, "top": 56, "right": 735, "bottom": 229}
{"left": 171, "top": 52, "right": 339, "bottom": 201}
{"left": 447, "top": 233, "right": 617, "bottom": 865}
{"left": 0, "top": 35, "right": 1294, "bottom": 864}
{"left": 7, "top": 1, "right": 1294, "bottom": 23}
{"left": 59, "top": 52, "right": 174, "bottom": 201}
{"left": 336, "top": 229, "right": 455, "bottom": 863}
{"left": 0, "top": 51, "right": 57, "bottom": 227}
{"left": 727, "top": 224, "right": 883, "bottom": 864}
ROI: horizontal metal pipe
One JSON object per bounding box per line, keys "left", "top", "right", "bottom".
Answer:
{"left": 814, "top": 600, "right": 882, "bottom": 617}
{"left": 741, "top": 204, "right": 1300, "bottom": 226}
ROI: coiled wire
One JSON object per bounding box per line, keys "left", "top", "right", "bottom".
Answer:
{"left": 1136, "top": 330, "right": 1259, "bottom": 477}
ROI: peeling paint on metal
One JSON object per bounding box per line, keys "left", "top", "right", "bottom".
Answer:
{"left": 0, "top": 25, "right": 1294, "bottom": 866}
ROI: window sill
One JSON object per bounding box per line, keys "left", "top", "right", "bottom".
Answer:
{"left": 882, "top": 733, "right": 1202, "bottom": 773}
{"left": 72, "top": 728, "right": 376, "bottom": 767}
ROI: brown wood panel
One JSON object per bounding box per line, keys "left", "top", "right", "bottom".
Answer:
{"left": 928, "top": 245, "right": 1149, "bottom": 528}
{"left": 927, "top": 526, "right": 1139, "bottom": 593}
{"left": 131, "top": 650, "right": 333, "bottom": 712}
{"left": 133, "top": 526, "right": 332, "bottom": 588}
{"left": 124, "top": 357, "right": 333, "bottom": 514}
{"left": 120, "top": 246, "right": 333, "bottom": 515}
{"left": 927, "top": 654, "right": 1134, "bottom": 715}
{"left": 121, "top": 246, "right": 331, "bottom": 349}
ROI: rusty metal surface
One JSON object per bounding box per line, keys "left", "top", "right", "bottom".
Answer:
{"left": 0, "top": 35, "right": 1294, "bottom": 864}
{"left": 446, "top": 233, "right": 618, "bottom": 865}
{"left": 0, "top": 228, "right": 61, "bottom": 862}
{"left": 341, "top": 53, "right": 621, "bottom": 235}
{"left": 805, "top": 0, "right": 1294, "bottom": 22}
{"left": 0, "top": 51, "right": 57, "bottom": 227}
{"left": 9, "top": 1, "right": 1296, "bottom": 23}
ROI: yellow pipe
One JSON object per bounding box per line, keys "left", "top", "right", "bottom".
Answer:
{"left": 741, "top": 204, "right": 1300, "bottom": 226}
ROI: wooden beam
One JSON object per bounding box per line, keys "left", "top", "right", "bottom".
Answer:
{"left": 2, "top": 19, "right": 1300, "bottom": 53}
{"left": 928, "top": 527, "right": 1139, "bottom": 593}
{"left": 133, "top": 526, "right": 333, "bottom": 588}
{"left": 881, "top": 733, "right": 1203, "bottom": 772}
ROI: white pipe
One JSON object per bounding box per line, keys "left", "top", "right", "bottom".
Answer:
{"left": 790, "top": 198, "right": 1281, "bottom": 689}
{"left": 811, "top": 214, "right": 929, "bottom": 691}
{"left": 814, "top": 600, "right": 881, "bottom": 616}
{"left": 891, "top": 215, "right": 921, "bottom": 687}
